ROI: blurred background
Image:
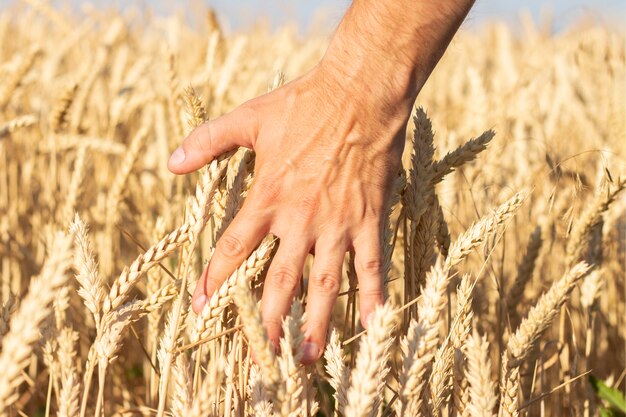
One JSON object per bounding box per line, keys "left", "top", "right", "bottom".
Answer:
{"left": 0, "top": 0, "right": 624, "bottom": 33}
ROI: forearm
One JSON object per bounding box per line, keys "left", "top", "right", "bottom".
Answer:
{"left": 323, "top": 0, "right": 475, "bottom": 110}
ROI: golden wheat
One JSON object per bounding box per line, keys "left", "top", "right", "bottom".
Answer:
{"left": 0, "top": 4, "right": 623, "bottom": 417}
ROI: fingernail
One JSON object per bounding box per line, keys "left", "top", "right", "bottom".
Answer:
{"left": 301, "top": 342, "right": 320, "bottom": 364}
{"left": 169, "top": 147, "right": 185, "bottom": 166}
{"left": 193, "top": 293, "right": 207, "bottom": 312}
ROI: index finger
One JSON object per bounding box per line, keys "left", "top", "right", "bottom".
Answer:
{"left": 191, "top": 202, "right": 269, "bottom": 313}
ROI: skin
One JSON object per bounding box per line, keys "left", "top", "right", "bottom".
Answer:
{"left": 168, "top": 0, "right": 475, "bottom": 364}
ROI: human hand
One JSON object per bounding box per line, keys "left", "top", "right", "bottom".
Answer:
{"left": 168, "top": 58, "right": 411, "bottom": 363}
{"left": 168, "top": 0, "right": 475, "bottom": 363}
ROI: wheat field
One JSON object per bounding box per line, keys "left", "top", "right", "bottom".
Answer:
{"left": 0, "top": 2, "right": 624, "bottom": 417}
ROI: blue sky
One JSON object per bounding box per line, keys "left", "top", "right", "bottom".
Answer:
{"left": 2, "top": 0, "right": 624, "bottom": 33}
{"left": 203, "top": 0, "right": 625, "bottom": 32}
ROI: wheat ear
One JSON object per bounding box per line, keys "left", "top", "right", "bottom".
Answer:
{"left": 70, "top": 214, "right": 105, "bottom": 328}
{"left": 0, "top": 47, "right": 40, "bottom": 109}
{"left": 436, "top": 199, "right": 451, "bottom": 257}
{"left": 0, "top": 115, "right": 38, "bottom": 139}
{"left": 499, "top": 262, "right": 590, "bottom": 417}
{"left": 403, "top": 107, "right": 435, "bottom": 223}
{"left": 248, "top": 364, "right": 274, "bottom": 417}
{"left": 507, "top": 225, "right": 542, "bottom": 322}
{"left": 566, "top": 177, "right": 625, "bottom": 266}
{"left": 170, "top": 353, "right": 193, "bottom": 417}
{"left": 183, "top": 85, "right": 207, "bottom": 132}
{"left": 465, "top": 330, "right": 497, "bottom": 417}
{"left": 50, "top": 82, "right": 78, "bottom": 133}
{"left": 446, "top": 191, "right": 525, "bottom": 269}
{"left": 0, "top": 233, "right": 72, "bottom": 413}
{"left": 105, "top": 126, "right": 149, "bottom": 225}
{"left": 0, "top": 295, "right": 16, "bottom": 348}
{"left": 56, "top": 327, "right": 81, "bottom": 417}
{"left": 324, "top": 328, "right": 349, "bottom": 414}
{"left": 507, "top": 262, "right": 590, "bottom": 366}
{"left": 233, "top": 279, "right": 280, "bottom": 401}
{"left": 62, "top": 146, "right": 88, "bottom": 221}
{"left": 156, "top": 155, "right": 230, "bottom": 417}
{"left": 166, "top": 52, "right": 184, "bottom": 141}
{"left": 93, "top": 299, "right": 145, "bottom": 417}
{"left": 451, "top": 274, "right": 474, "bottom": 417}
{"left": 429, "top": 341, "right": 454, "bottom": 416}
{"left": 430, "top": 130, "right": 494, "bottom": 184}
{"left": 498, "top": 354, "right": 521, "bottom": 417}
{"left": 276, "top": 300, "right": 307, "bottom": 416}
{"left": 397, "top": 258, "right": 448, "bottom": 415}
{"left": 103, "top": 222, "right": 192, "bottom": 315}
{"left": 192, "top": 239, "right": 274, "bottom": 342}
{"left": 344, "top": 303, "right": 396, "bottom": 417}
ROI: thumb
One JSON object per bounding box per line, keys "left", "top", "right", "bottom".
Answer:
{"left": 168, "top": 105, "right": 258, "bottom": 174}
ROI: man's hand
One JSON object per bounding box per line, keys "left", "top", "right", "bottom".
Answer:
{"left": 169, "top": 61, "right": 406, "bottom": 363}
{"left": 168, "top": 0, "right": 474, "bottom": 364}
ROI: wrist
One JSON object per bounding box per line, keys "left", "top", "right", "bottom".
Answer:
{"left": 321, "top": 44, "right": 418, "bottom": 115}
{"left": 322, "top": 4, "right": 421, "bottom": 112}
{"left": 322, "top": 0, "right": 475, "bottom": 113}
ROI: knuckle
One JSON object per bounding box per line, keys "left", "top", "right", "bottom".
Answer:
{"left": 269, "top": 266, "right": 300, "bottom": 292}
{"left": 237, "top": 103, "right": 260, "bottom": 140}
{"left": 262, "top": 315, "right": 283, "bottom": 330}
{"left": 252, "top": 177, "right": 281, "bottom": 207}
{"left": 364, "top": 204, "right": 384, "bottom": 221}
{"left": 204, "top": 274, "right": 222, "bottom": 293}
{"left": 191, "top": 130, "right": 209, "bottom": 153}
{"left": 309, "top": 272, "right": 340, "bottom": 295}
{"left": 217, "top": 234, "right": 246, "bottom": 259}
{"left": 360, "top": 258, "right": 383, "bottom": 276}
{"left": 356, "top": 198, "right": 385, "bottom": 223}
{"left": 360, "top": 287, "right": 384, "bottom": 300}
